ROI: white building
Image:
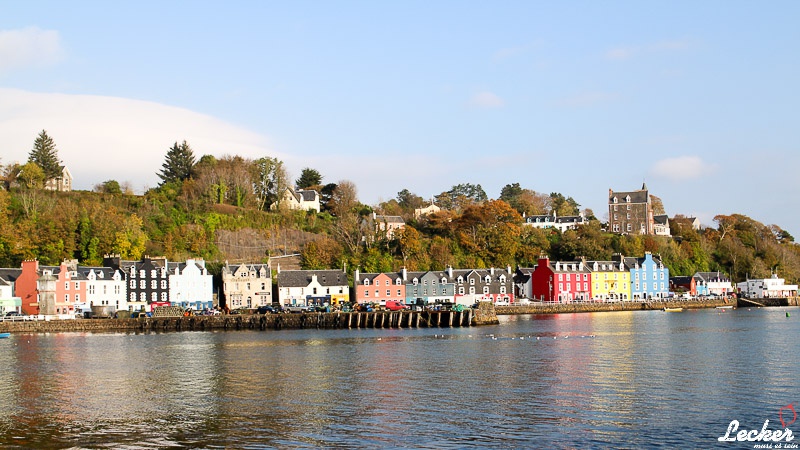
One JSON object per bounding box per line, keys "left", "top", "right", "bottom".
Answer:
{"left": 276, "top": 268, "right": 349, "bottom": 307}
{"left": 524, "top": 211, "right": 588, "bottom": 232}
{"left": 271, "top": 188, "right": 320, "bottom": 213}
{"left": 168, "top": 258, "right": 214, "bottom": 310}
{"left": 81, "top": 267, "right": 127, "bottom": 313}
{"left": 222, "top": 262, "right": 272, "bottom": 309}
{"left": 737, "top": 274, "right": 798, "bottom": 298}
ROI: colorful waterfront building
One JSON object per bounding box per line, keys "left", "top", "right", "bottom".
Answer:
{"left": 587, "top": 259, "right": 631, "bottom": 301}
{"left": 622, "top": 253, "right": 669, "bottom": 300}
{"left": 353, "top": 270, "right": 406, "bottom": 304}
{"left": 222, "top": 262, "right": 272, "bottom": 310}
{"left": 405, "top": 269, "right": 457, "bottom": 306}
{"left": 531, "top": 257, "right": 592, "bottom": 302}
{"left": 693, "top": 272, "right": 734, "bottom": 296}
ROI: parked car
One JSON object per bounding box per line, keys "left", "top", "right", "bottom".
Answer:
{"left": 256, "top": 305, "right": 275, "bottom": 314}
{"left": 285, "top": 305, "right": 307, "bottom": 313}
{"left": 385, "top": 300, "right": 409, "bottom": 311}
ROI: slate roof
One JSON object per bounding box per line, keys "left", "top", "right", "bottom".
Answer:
{"left": 0, "top": 268, "right": 22, "bottom": 283}
{"left": 654, "top": 214, "right": 669, "bottom": 225}
{"left": 609, "top": 186, "right": 649, "bottom": 204}
{"left": 277, "top": 270, "right": 348, "bottom": 287}
{"left": 298, "top": 189, "right": 318, "bottom": 202}
{"left": 375, "top": 215, "right": 405, "bottom": 224}
{"left": 694, "top": 272, "right": 730, "bottom": 282}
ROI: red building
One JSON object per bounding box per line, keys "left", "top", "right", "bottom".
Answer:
{"left": 531, "top": 257, "right": 592, "bottom": 302}
{"left": 17, "top": 260, "right": 41, "bottom": 315}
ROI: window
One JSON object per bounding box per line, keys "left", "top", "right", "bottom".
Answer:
{"left": 636, "top": 282, "right": 640, "bottom": 290}
{"left": 151, "top": 292, "right": 157, "bottom": 302}
{"left": 140, "top": 270, "right": 145, "bottom": 278}
{"left": 140, "top": 292, "right": 146, "bottom": 301}
{"left": 584, "top": 283, "right": 588, "bottom": 291}
{"left": 643, "top": 273, "right": 647, "bottom": 281}
{"left": 627, "top": 204, "right": 631, "bottom": 210}
{"left": 500, "top": 286, "right": 506, "bottom": 294}
{"left": 130, "top": 293, "right": 136, "bottom": 301}
{"left": 459, "top": 287, "right": 465, "bottom": 295}
{"left": 469, "top": 287, "right": 475, "bottom": 295}
{"left": 397, "top": 290, "right": 401, "bottom": 296}
{"left": 635, "top": 273, "right": 640, "bottom": 280}
{"left": 566, "top": 283, "right": 571, "bottom": 291}
{"left": 626, "top": 213, "right": 631, "bottom": 219}
{"left": 161, "top": 292, "right": 168, "bottom": 301}
{"left": 114, "top": 285, "right": 120, "bottom": 295}
{"left": 627, "top": 223, "right": 632, "bottom": 232}
{"left": 151, "top": 270, "right": 156, "bottom": 278}
{"left": 139, "top": 280, "right": 145, "bottom": 289}
{"left": 457, "top": 277, "right": 464, "bottom": 284}
{"left": 65, "top": 282, "right": 69, "bottom": 290}
{"left": 613, "top": 205, "right": 618, "bottom": 211}
{"left": 470, "top": 278, "right": 475, "bottom": 285}
{"left": 386, "top": 290, "right": 391, "bottom": 296}
{"left": 559, "top": 283, "right": 563, "bottom": 291}
{"left": 375, "top": 290, "right": 379, "bottom": 297}
{"left": 364, "top": 290, "right": 369, "bottom": 297}
{"left": 483, "top": 286, "right": 489, "bottom": 294}
{"left": 261, "top": 283, "right": 266, "bottom": 290}
{"left": 75, "top": 282, "right": 79, "bottom": 290}
{"left": 64, "top": 294, "right": 69, "bottom": 302}
{"left": 161, "top": 280, "right": 167, "bottom": 289}
{"left": 151, "top": 280, "right": 157, "bottom": 289}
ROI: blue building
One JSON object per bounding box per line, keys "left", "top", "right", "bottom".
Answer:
{"left": 621, "top": 253, "right": 669, "bottom": 300}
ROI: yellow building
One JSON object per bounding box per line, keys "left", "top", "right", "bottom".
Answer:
{"left": 588, "top": 260, "right": 631, "bottom": 301}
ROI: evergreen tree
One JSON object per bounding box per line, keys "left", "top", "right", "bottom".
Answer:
{"left": 158, "top": 140, "right": 196, "bottom": 185}
{"left": 28, "top": 130, "right": 62, "bottom": 181}
{"left": 296, "top": 167, "right": 322, "bottom": 189}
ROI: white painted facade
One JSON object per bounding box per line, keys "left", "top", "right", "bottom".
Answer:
{"left": 83, "top": 268, "right": 127, "bottom": 312}
{"left": 169, "top": 259, "right": 214, "bottom": 309}
{"left": 737, "top": 274, "right": 798, "bottom": 298}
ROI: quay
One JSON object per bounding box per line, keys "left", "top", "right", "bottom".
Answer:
{"left": 0, "top": 303, "right": 498, "bottom": 334}
{"left": 495, "top": 297, "right": 734, "bottom": 314}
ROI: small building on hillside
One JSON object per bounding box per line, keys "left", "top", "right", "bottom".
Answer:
{"left": 44, "top": 166, "right": 73, "bottom": 192}
{"left": 524, "top": 211, "right": 588, "bottom": 232}
{"left": 271, "top": 188, "right": 320, "bottom": 213}
{"left": 414, "top": 203, "right": 440, "bottom": 219}
{"left": 608, "top": 183, "right": 656, "bottom": 235}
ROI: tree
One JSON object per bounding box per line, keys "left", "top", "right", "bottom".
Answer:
{"left": 396, "top": 189, "right": 425, "bottom": 210}
{"left": 650, "top": 195, "right": 665, "bottom": 215}
{"left": 28, "top": 130, "right": 62, "bottom": 181}
{"left": 94, "top": 180, "right": 122, "bottom": 194}
{"left": 158, "top": 140, "right": 196, "bottom": 185}
{"left": 435, "top": 183, "right": 487, "bottom": 212}
{"left": 296, "top": 168, "right": 322, "bottom": 189}
{"left": 17, "top": 162, "right": 45, "bottom": 189}
{"left": 252, "top": 157, "right": 289, "bottom": 210}
{"left": 549, "top": 192, "right": 580, "bottom": 216}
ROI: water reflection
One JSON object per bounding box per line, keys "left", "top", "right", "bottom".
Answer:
{"left": 0, "top": 308, "right": 799, "bottom": 448}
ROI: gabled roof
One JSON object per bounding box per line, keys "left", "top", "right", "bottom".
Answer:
{"left": 375, "top": 215, "right": 405, "bottom": 224}
{"left": 694, "top": 272, "right": 730, "bottom": 282}
{"left": 654, "top": 214, "right": 669, "bottom": 225}
{"left": 297, "top": 189, "right": 318, "bottom": 202}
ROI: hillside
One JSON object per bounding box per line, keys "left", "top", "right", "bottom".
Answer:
{"left": 0, "top": 183, "right": 798, "bottom": 284}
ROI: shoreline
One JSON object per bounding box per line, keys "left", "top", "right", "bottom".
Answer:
{"left": 1, "top": 298, "right": 786, "bottom": 334}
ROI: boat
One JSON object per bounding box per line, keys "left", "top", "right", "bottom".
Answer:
{"left": 0, "top": 332, "right": 10, "bottom": 339}
{"left": 715, "top": 305, "right": 734, "bottom": 309}
{"left": 663, "top": 307, "right": 683, "bottom": 312}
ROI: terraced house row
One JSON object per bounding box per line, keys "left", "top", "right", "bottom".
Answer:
{"left": 514, "top": 252, "right": 670, "bottom": 302}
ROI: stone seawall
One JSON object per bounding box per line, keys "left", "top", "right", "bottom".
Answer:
{"left": 495, "top": 298, "right": 732, "bottom": 315}
{"left": 0, "top": 309, "right": 478, "bottom": 334}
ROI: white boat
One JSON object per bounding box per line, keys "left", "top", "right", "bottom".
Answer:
{"left": 663, "top": 307, "right": 683, "bottom": 312}
{"left": 715, "top": 305, "right": 734, "bottom": 309}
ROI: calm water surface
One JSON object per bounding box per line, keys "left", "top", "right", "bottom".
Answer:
{"left": 1, "top": 307, "right": 798, "bottom": 449}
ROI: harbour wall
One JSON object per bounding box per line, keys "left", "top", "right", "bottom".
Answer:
{"left": 494, "top": 298, "right": 733, "bottom": 315}
{"left": 0, "top": 308, "right": 489, "bottom": 334}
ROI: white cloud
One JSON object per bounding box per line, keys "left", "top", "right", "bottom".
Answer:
{"left": 0, "top": 27, "right": 64, "bottom": 73}
{"left": 0, "top": 88, "right": 280, "bottom": 193}
{"left": 469, "top": 91, "right": 505, "bottom": 109}
{"left": 649, "top": 156, "right": 716, "bottom": 181}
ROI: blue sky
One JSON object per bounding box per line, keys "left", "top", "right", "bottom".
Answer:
{"left": 1, "top": 1, "right": 799, "bottom": 236}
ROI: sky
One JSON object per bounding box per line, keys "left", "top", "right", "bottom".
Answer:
{"left": 1, "top": 1, "right": 799, "bottom": 236}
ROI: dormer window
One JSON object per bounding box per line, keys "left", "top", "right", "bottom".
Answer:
{"left": 413, "top": 278, "right": 418, "bottom": 285}
{"left": 613, "top": 197, "right": 618, "bottom": 203}
{"left": 364, "top": 279, "right": 370, "bottom": 286}
{"left": 441, "top": 277, "right": 447, "bottom": 284}
{"left": 625, "top": 195, "right": 631, "bottom": 203}
{"left": 457, "top": 276, "right": 464, "bottom": 285}
{"left": 484, "top": 276, "right": 491, "bottom": 283}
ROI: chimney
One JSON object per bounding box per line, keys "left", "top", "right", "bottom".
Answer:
{"left": 402, "top": 267, "right": 407, "bottom": 281}
{"left": 354, "top": 268, "right": 360, "bottom": 282}
{"left": 277, "top": 263, "right": 281, "bottom": 274}
{"left": 447, "top": 266, "right": 453, "bottom": 278}
{"left": 490, "top": 267, "right": 495, "bottom": 276}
